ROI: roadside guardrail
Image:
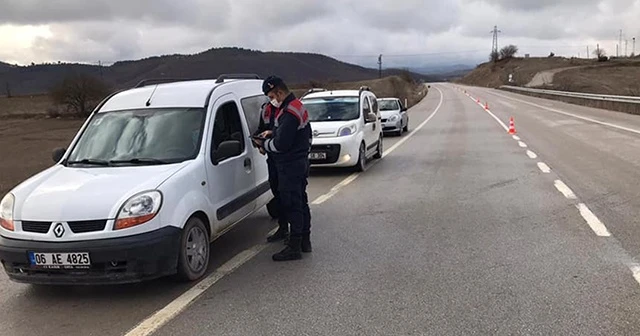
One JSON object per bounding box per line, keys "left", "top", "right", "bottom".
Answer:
{"left": 499, "top": 85, "right": 640, "bottom": 105}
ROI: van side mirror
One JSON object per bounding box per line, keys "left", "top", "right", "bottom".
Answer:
{"left": 212, "top": 140, "right": 242, "bottom": 165}
{"left": 401, "top": 107, "right": 407, "bottom": 112}
{"left": 52, "top": 148, "right": 66, "bottom": 163}
{"left": 365, "top": 112, "right": 377, "bottom": 123}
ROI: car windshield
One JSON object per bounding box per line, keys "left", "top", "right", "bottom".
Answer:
{"left": 378, "top": 100, "right": 400, "bottom": 111}
{"left": 303, "top": 97, "right": 360, "bottom": 121}
{"left": 66, "top": 107, "right": 206, "bottom": 167}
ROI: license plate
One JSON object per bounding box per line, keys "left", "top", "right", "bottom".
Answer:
{"left": 309, "top": 152, "right": 327, "bottom": 160}
{"left": 28, "top": 252, "right": 91, "bottom": 269}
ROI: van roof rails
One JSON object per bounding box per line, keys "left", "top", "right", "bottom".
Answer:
{"left": 302, "top": 88, "right": 326, "bottom": 97}
{"left": 134, "top": 78, "right": 192, "bottom": 88}
{"left": 215, "top": 73, "right": 261, "bottom": 83}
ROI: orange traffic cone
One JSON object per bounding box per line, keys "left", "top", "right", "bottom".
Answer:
{"left": 508, "top": 117, "right": 516, "bottom": 134}
{"left": 476, "top": 98, "right": 480, "bottom": 103}
{"left": 484, "top": 102, "right": 489, "bottom": 110}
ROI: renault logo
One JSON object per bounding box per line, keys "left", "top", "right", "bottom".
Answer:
{"left": 53, "top": 223, "right": 65, "bottom": 238}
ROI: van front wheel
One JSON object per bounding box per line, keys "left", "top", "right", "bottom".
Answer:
{"left": 176, "top": 217, "right": 210, "bottom": 281}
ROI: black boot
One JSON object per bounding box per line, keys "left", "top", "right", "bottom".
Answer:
{"left": 267, "top": 226, "right": 288, "bottom": 243}
{"left": 302, "top": 234, "right": 312, "bottom": 253}
{"left": 272, "top": 236, "right": 302, "bottom": 261}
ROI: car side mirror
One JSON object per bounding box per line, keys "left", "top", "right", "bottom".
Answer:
{"left": 401, "top": 107, "right": 407, "bottom": 112}
{"left": 52, "top": 148, "right": 66, "bottom": 163}
{"left": 365, "top": 112, "right": 377, "bottom": 123}
{"left": 212, "top": 140, "right": 242, "bottom": 165}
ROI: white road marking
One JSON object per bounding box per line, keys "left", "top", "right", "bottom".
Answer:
{"left": 512, "top": 135, "right": 521, "bottom": 140}
{"left": 626, "top": 263, "right": 640, "bottom": 286}
{"left": 464, "top": 95, "right": 509, "bottom": 131}
{"left": 518, "top": 141, "right": 528, "bottom": 148}
{"left": 312, "top": 86, "right": 445, "bottom": 205}
{"left": 576, "top": 203, "right": 611, "bottom": 237}
{"left": 537, "top": 162, "right": 551, "bottom": 173}
{"left": 124, "top": 228, "right": 277, "bottom": 336}
{"left": 488, "top": 90, "right": 640, "bottom": 136}
{"left": 554, "top": 180, "right": 577, "bottom": 199}
{"left": 526, "top": 150, "right": 538, "bottom": 159}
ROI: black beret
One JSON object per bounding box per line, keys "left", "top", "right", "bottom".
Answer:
{"left": 262, "top": 75, "right": 284, "bottom": 95}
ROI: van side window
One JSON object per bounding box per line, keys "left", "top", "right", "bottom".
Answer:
{"left": 211, "top": 101, "right": 246, "bottom": 159}
{"left": 362, "top": 96, "right": 371, "bottom": 115}
{"left": 371, "top": 96, "right": 379, "bottom": 113}
{"left": 240, "top": 95, "right": 269, "bottom": 136}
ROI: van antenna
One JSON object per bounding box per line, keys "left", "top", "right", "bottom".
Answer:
{"left": 145, "top": 85, "right": 159, "bottom": 107}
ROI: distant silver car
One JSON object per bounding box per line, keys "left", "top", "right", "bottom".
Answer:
{"left": 378, "top": 98, "right": 408, "bottom": 136}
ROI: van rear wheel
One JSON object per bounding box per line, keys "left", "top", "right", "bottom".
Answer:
{"left": 176, "top": 217, "right": 210, "bottom": 281}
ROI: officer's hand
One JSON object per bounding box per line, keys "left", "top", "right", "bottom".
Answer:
{"left": 260, "top": 130, "right": 273, "bottom": 138}
{"left": 259, "top": 147, "right": 266, "bottom": 155}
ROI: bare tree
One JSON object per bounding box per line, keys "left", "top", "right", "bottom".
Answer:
{"left": 50, "top": 74, "right": 111, "bottom": 117}
{"left": 489, "top": 50, "right": 500, "bottom": 62}
{"left": 4, "top": 82, "right": 11, "bottom": 98}
{"left": 500, "top": 45, "right": 518, "bottom": 59}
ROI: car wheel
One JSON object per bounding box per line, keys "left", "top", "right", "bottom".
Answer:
{"left": 354, "top": 142, "right": 366, "bottom": 172}
{"left": 374, "top": 135, "right": 383, "bottom": 159}
{"left": 403, "top": 119, "right": 409, "bottom": 132}
{"left": 176, "top": 217, "right": 210, "bottom": 281}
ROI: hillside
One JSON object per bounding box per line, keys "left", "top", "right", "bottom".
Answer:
{"left": 551, "top": 61, "right": 640, "bottom": 96}
{"left": 456, "top": 56, "right": 640, "bottom": 96}
{"left": 456, "top": 57, "right": 595, "bottom": 88}
{"left": 0, "top": 47, "right": 430, "bottom": 96}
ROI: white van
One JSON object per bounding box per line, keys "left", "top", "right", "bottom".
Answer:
{"left": 300, "top": 87, "right": 383, "bottom": 171}
{"left": 0, "top": 75, "right": 273, "bottom": 285}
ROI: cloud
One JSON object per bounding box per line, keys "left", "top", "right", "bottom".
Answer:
{"left": 1, "top": 0, "right": 639, "bottom": 67}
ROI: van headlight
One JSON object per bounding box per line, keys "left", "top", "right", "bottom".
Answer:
{"left": 0, "top": 193, "right": 15, "bottom": 231}
{"left": 114, "top": 191, "right": 162, "bottom": 230}
{"left": 389, "top": 114, "right": 400, "bottom": 122}
{"left": 338, "top": 124, "right": 357, "bottom": 137}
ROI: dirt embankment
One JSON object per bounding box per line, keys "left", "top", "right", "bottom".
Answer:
{"left": 551, "top": 61, "right": 640, "bottom": 96}
{"left": 292, "top": 76, "right": 428, "bottom": 109}
{"left": 456, "top": 57, "right": 595, "bottom": 88}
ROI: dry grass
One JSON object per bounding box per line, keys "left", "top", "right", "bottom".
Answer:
{"left": 0, "top": 119, "right": 85, "bottom": 196}
{"left": 292, "top": 76, "right": 428, "bottom": 108}
{"left": 551, "top": 61, "right": 640, "bottom": 96}
{"left": 0, "top": 94, "right": 54, "bottom": 119}
{"left": 457, "top": 57, "right": 596, "bottom": 88}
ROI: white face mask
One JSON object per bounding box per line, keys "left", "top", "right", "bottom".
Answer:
{"left": 270, "top": 98, "right": 281, "bottom": 108}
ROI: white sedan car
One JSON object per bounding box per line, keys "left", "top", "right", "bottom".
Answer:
{"left": 378, "top": 98, "right": 409, "bottom": 136}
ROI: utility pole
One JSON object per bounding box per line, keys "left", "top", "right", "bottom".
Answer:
{"left": 626, "top": 39, "right": 628, "bottom": 57}
{"left": 378, "top": 54, "right": 382, "bottom": 79}
{"left": 619, "top": 29, "right": 623, "bottom": 57}
{"left": 634, "top": 37, "right": 636, "bottom": 56}
{"left": 587, "top": 46, "right": 590, "bottom": 59}
{"left": 491, "top": 25, "right": 501, "bottom": 58}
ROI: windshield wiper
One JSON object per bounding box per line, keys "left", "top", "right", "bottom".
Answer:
{"left": 109, "top": 158, "right": 170, "bottom": 165}
{"left": 67, "top": 159, "right": 111, "bottom": 166}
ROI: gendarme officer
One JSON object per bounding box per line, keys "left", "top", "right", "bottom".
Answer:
{"left": 254, "top": 100, "right": 289, "bottom": 243}
{"left": 255, "top": 76, "right": 312, "bottom": 261}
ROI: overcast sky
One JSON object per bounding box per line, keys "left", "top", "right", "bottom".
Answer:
{"left": 1, "top": 0, "right": 639, "bottom": 69}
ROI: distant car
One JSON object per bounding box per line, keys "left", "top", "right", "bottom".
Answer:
{"left": 300, "top": 87, "right": 383, "bottom": 172}
{"left": 378, "top": 98, "right": 408, "bottom": 136}
{"left": 0, "top": 74, "right": 274, "bottom": 285}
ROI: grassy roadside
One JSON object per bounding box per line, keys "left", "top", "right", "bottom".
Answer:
{"left": 292, "top": 75, "right": 428, "bottom": 109}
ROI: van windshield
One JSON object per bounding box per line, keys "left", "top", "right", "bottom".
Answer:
{"left": 66, "top": 107, "right": 206, "bottom": 167}
{"left": 303, "top": 97, "right": 360, "bottom": 121}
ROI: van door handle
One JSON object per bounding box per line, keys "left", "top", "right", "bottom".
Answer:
{"left": 244, "top": 158, "right": 252, "bottom": 168}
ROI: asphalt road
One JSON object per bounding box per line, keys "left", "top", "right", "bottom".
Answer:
{"left": 5, "top": 84, "right": 640, "bottom": 335}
